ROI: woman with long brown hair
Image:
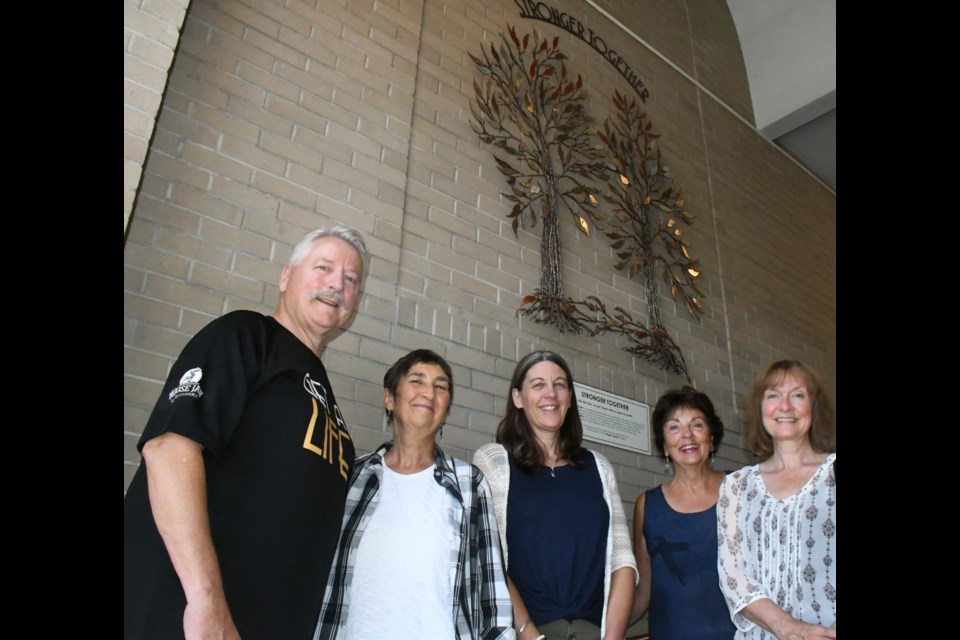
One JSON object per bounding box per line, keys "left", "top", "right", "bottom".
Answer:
{"left": 474, "top": 350, "right": 637, "bottom": 640}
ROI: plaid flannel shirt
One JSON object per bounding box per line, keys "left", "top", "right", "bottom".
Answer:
{"left": 314, "top": 441, "right": 516, "bottom": 640}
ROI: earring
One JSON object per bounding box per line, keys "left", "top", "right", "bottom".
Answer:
{"left": 711, "top": 450, "right": 716, "bottom": 464}
{"left": 385, "top": 409, "right": 393, "bottom": 424}
{"left": 439, "top": 422, "right": 445, "bottom": 440}
{"left": 664, "top": 456, "right": 672, "bottom": 473}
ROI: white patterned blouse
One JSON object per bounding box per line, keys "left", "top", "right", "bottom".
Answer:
{"left": 717, "top": 453, "right": 836, "bottom": 639}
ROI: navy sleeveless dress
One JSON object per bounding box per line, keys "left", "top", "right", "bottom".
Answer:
{"left": 643, "top": 485, "right": 735, "bottom": 640}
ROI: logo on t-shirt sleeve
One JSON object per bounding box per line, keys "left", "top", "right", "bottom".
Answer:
{"left": 168, "top": 367, "right": 205, "bottom": 402}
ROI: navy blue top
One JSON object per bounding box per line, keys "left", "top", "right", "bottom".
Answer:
{"left": 643, "top": 485, "right": 736, "bottom": 640}
{"left": 506, "top": 451, "right": 608, "bottom": 626}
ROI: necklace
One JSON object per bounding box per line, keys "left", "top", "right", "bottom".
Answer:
{"left": 545, "top": 464, "right": 556, "bottom": 478}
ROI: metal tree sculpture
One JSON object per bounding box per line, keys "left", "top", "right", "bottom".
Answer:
{"left": 470, "top": 26, "right": 606, "bottom": 333}
{"left": 569, "top": 90, "right": 705, "bottom": 380}
{"left": 569, "top": 295, "right": 693, "bottom": 380}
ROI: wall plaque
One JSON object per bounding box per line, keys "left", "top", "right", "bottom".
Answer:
{"left": 575, "top": 382, "right": 651, "bottom": 455}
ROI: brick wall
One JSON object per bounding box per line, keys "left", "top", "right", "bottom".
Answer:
{"left": 124, "top": 0, "right": 192, "bottom": 232}
{"left": 123, "top": 5, "right": 835, "bottom": 632}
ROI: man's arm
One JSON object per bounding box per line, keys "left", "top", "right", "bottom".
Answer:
{"left": 141, "top": 431, "right": 240, "bottom": 640}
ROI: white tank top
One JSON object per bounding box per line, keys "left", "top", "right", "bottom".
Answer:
{"left": 344, "top": 462, "right": 457, "bottom": 639}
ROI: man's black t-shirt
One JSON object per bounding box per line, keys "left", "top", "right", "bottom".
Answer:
{"left": 124, "top": 311, "right": 355, "bottom": 639}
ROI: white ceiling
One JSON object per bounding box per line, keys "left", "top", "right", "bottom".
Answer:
{"left": 726, "top": 0, "right": 836, "bottom": 192}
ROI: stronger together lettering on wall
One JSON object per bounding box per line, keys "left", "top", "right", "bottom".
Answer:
{"left": 513, "top": 0, "right": 650, "bottom": 101}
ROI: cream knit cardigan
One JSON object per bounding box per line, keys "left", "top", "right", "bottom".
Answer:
{"left": 473, "top": 443, "right": 638, "bottom": 638}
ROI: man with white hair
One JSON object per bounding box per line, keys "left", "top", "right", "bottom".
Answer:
{"left": 125, "top": 225, "right": 367, "bottom": 640}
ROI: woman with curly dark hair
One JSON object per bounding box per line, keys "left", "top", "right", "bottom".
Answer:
{"left": 630, "top": 385, "right": 735, "bottom": 639}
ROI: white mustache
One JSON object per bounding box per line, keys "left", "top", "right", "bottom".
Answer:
{"left": 311, "top": 289, "right": 347, "bottom": 308}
